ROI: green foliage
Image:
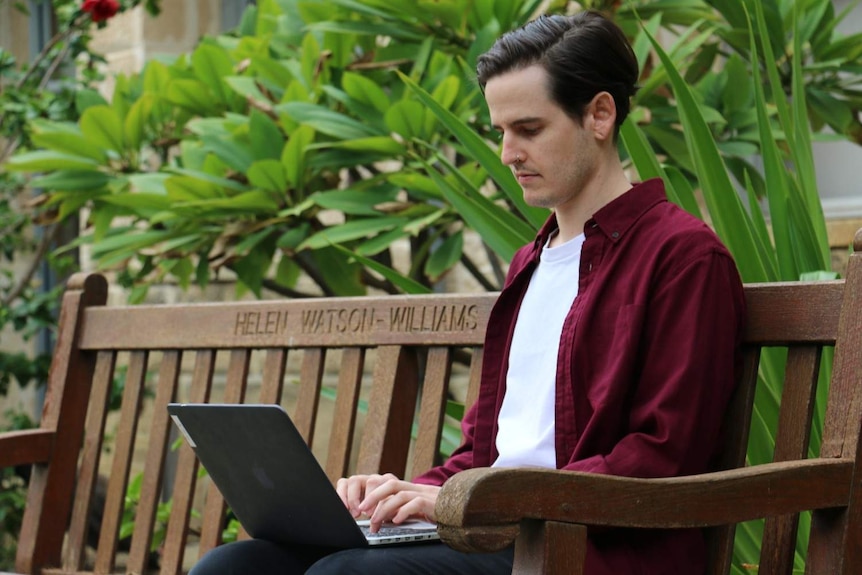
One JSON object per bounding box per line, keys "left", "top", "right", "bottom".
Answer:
{"left": 0, "top": 411, "right": 35, "bottom": 571}
{"left": 5, "top": 0, "right": 565, "bottom": 300}
{"left": 6, "top": 0, "right": 859, "bottom": 302}
{"left": 0, "top": 1, "right": 162, "bottom": 568}
{"left": 120, "top": 472, "right": 173, "bottom": 551}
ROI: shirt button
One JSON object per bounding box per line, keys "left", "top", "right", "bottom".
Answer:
{"left": 611, "top": 231, "right": 620, "bottom": 239}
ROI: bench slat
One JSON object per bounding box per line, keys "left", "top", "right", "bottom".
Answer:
{"left": 411, "top": 347, "right": 452, "bottom": 479}
{"left": 356, "top": 346, "right": 419, "bottom": 477}
{"left": 759, "top": 345, "right": 822, "bottom": 574}
{"left": 127, "top": 350, "right": 183, "bottom": 574}
{"left": 324, "top": 348, "right": 365, "bottom": 483}
{"left": 199, "top": 350, "right": 251, "bottom": 556}
{"left": 0, "top": 429, "right": 54, "bottom": 468}
{"left": 78, "top": 295, "right": 492, "bottom": 350}
{"left": 294, "top": 348, "right": 325, "bottom": 445}
{"left": 743, "top": 282, "right": 842, "bottom": 344}
{"left": 259, "top": 348, "right": 287, "bottom": 404}
{"left": 94, "top": 350, "right": 148, "bottom": 574}
{"left": 63, "top": 351, "right": 116, "bottom": 571}
{"left": 161, "top": 350, "right": 215, "bottom": 574}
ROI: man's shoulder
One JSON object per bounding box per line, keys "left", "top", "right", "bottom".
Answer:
{"left": 641, "top": 201, "right": 729, "bottom": 253}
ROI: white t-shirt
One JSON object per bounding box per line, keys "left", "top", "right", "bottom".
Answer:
{"left": 493, "top": 232, "right": 585, "bottom": 468}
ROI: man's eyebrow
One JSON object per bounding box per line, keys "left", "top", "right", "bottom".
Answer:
{"left": 491, "top": 117, "right": 543, "bottom": 131}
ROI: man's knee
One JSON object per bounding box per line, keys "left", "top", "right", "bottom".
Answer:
{"left": 191, "top": 539, "right": 322, "bottom": 575}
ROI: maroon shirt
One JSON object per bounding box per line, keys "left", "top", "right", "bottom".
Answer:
{"left": 415, "top": 179, "right": 746, "bottom": 574}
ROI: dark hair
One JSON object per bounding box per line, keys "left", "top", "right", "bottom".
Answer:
{"left": 476, "top": 11, "right": 639, "bottom": 132}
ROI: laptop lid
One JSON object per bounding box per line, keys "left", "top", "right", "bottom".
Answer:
{"left": 167, "top": 403, "right": 438, "bottom": 548}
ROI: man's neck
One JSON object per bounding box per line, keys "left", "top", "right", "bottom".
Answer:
{"left": 550, "top": 162, "right": 631, "bottom": 248}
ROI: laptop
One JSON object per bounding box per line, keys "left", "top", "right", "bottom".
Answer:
{"left": 167, "top": 403, "right": 439, "bottom": 548}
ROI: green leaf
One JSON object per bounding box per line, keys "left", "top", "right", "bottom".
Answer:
{"left": 309, "top": 246, "right": 365, "bottom": 296}
{"left": 224, "top": 76, "right": 269, "bottom": 102}
{"left": 98, "top": 193, "right": 173, "bottom": 217}
{"left": 91, "top": 229, "right": 174, "bottom": 260}
{"left": 128, "top": 173, "right": 170, "bottom": 194}
{"left": 299, "top": 216, "right": 408, "bottom": 251}
{"left": 644, "top": 27, "right": 769, "bottom": 284}
{"left": 6, "top": 151, "right": 100, "bottom": 172}
{"left": 30, "top": 170, "right": 112, "bottom": 192}
{"left": 179, "top": 190, "right": 280, "bottom": 214}
{"left": 277, "top": 102, "right": 382, "bottom": 140}
{"left": 29, "top": 123, "right": 107, "bottom": 163}
{"left": 425, "top": 231, "right": 463, "bottom": 281}
{"left": 356, "top": 227, "right": 410, "bottom": 256}
{"left": 400, "top": 72, "right": 547, "bottom": 229}
{"left": 233, "top": 235, "right": 276, "bottom": 297}
{"left": 421, "top": 160, "right": 524, "bottom": 262}
{"left": 790, "top": 6, "right": 830, "bottom": 267}
{"left": 75, "top": 89, "right": 109, "bottom": 114}
{"left": 387, "top": 173, "right": 444, "bottom": 201}
{"left": 167, "top": 79, "right": 218, "bottom": 115}
{"left": 248, "top": 160, "right": 288, "bottom": 194}
{"left": 312, "top": 137, "right": 406, "bottom": 156}
{"left": 165, "top": 175, "right": 223, "bottom": 201}
{"left": 310, "top": 187, "right": 397, "bottom": 215}
{"left": 431, "top": 75, "right": 462, "bottom": 111}
{"left": 275, "top": 256, "right": 301, "bottom": 289}
{"left": 333, "top": 246, "right": 431, "bottom": 295}
{"left": 250, "top": 109, "right": 285, "bottom": 161}
{"left": 200, "top": 135, "right": 255, "bottom": 173}
{"left": 191, "top": 43, "right": 234, "bottom": 104}
{"left": 305, "top": 20, "right": 426, "bottom": 42}
{"left": 125, "top": 94, "right": 154, "bottom": 152}
{"left": 385, "top": 99, "right": 425, "bottom": 141}
{"left": 80, "top": 106, "right": 125, "bottom": 154}
{"left": 167, "top": 168, "right": 249, "bottom": 193}
{"left": 748, "top": 5, "right": 795, "bottom": 281}
{"left": 282, "top": 125, "right": 316, "bottom": 191}
{"left": 342, "top": 71, "right": 391, "bottom": 114}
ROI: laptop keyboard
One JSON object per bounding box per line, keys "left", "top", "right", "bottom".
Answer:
{"left": 359, "top": 524, "right": 428, "bottom": 538}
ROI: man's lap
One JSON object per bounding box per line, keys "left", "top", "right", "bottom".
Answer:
{"left": 190, "top": 538, "right": 514, "bottom": 575}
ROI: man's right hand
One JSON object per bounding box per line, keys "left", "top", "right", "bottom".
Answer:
{"left": 335, "top": 473, "right": 440, "bottom": 533}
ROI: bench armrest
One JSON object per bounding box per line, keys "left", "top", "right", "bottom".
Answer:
{"left": 0, "top": 429, "right": 55, "bottom": 469}
{"left": 435, "top": 458, "right": 853, "bottom": 552}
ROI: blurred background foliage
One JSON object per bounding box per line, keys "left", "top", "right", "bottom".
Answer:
{"left": 4, "top": 0, "right": 860, "bottom": 304}
{"left": 3, "top": 0, "right": 861, "bottom": 571}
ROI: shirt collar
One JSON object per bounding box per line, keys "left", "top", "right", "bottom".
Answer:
{"left": 531, "top": 178, "right": 667, "bottom": 255}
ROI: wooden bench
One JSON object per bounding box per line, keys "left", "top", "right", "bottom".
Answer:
{"left": 1, "top": 228, "right": 861, "bottom": 574}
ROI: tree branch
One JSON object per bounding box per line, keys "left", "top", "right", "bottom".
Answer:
{"left": 2, "top": 222, "right": 62, "bottom": 307}
{"left": 460, "top": 250, "right": 499, "bottom": 292}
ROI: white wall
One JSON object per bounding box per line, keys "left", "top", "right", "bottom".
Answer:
{"left": 814, "top": 0, "right": 862, "bottom": 218}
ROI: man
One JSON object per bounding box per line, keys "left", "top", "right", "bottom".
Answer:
{"left": 192, "top": 10, "right": 744, "bottom": 574}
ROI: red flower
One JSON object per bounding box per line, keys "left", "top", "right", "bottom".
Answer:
{"left": 82, "top": 0, "right": 120, "bottom": 22}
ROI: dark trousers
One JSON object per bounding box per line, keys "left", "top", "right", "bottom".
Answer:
{"left": 189, "top": 539, "right": 515, "bottom": 574}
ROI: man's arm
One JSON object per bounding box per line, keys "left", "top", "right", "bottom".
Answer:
{"left": 563, "top": 249, "right": 744, "bottom": 478}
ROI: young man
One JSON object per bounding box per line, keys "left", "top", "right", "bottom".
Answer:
{"left": 191, "top": 10, "right": 744, "bottom": 575}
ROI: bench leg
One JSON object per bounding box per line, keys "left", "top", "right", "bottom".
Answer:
{"left": 512, "top": 520, "right": 587, "bottom": 575}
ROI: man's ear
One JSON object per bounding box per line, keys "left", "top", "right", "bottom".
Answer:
{"left": 588, "top": 91, "right": 617, "bottom": 141}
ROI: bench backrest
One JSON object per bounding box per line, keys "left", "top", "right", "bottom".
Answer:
{"left": 13, "top": 282, "right": 496, "bottom": 574}
{"left": 706, "top": 280, "right": 847, "bottom": 574}
{"left": 9, "top": 229, "right": 862, "bottom": 574}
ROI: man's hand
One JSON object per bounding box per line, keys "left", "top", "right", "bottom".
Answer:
{"left": 336, "top": 473, "right": 440, "bottom": 533}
